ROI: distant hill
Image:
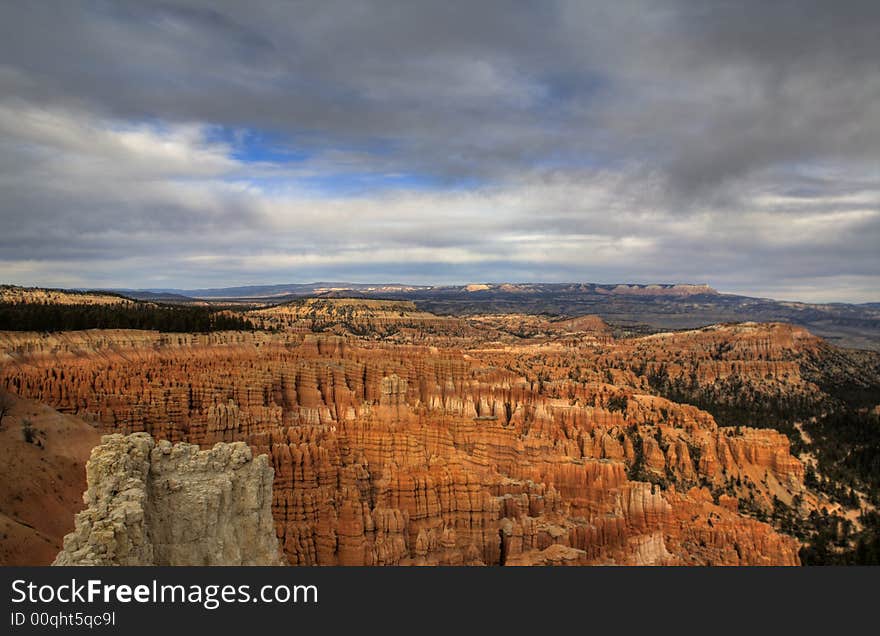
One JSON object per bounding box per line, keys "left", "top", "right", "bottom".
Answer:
{"left": 1, "top": 285, "right": 135, "bottom": 305}
{"left": 140, "top": 282, "right": 427, "bottom": 300}
{"left": 160, "top": 281, "right": 875, "bottom": 350}
{"left": 155, "top": 281, "right": 717, "bottom": 300}
{"left": 111, "top": 290, "right": 201, "bottom": 304}
{"left": 0, "top": 285, "right": 253, "bottom": 333}
{"left": 5, "top": 282, "right": 879, "bottom": 350}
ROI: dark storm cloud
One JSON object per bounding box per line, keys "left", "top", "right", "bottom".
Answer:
{"left": 0, "top": 1, "right": 877, "bottom": 300}
{"left": 2, "top": 0, "right": 878, "bottom": 183}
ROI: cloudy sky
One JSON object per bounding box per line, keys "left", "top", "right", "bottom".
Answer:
{"left": 0, "top": 1, "right": 878, "bottom": 301}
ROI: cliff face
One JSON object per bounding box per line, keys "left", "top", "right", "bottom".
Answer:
{"left": 53, "top": 433, "right": 281, "bottom": 566}
{"left": 1, "top": 318, "right": 814, "bottom": 566}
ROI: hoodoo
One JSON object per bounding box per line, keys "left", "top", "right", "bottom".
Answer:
{"left": 54, "top": 433, "right": 282, "bottom": 566}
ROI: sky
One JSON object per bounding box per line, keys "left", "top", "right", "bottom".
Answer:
{"left": 0, "top": 1, "right": 878, "bottom": 303}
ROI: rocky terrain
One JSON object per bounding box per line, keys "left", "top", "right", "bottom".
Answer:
{"left": 248, "top": 298, "right": 470, "bottom": 339}
{"left": 2, "top": 293, "right": 877, "bottom": 566}
{"left": 54, "top": 433, "right": 281, "bottom": 566}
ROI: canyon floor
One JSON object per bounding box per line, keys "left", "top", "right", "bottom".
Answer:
{"left": 1, "top": 292, "right": 878, "bottom": 565}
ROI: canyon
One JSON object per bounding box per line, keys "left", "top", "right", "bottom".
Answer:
{"left": 6, "top": 297, "right": 872, "bottom": 566}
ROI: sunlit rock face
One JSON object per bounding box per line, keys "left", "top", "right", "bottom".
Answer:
{"left": 2, "top": 312, "right": 815, "bottom": 566}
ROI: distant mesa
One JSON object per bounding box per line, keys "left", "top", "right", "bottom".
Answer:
{"left": 109, "top": 281, "right": 721, "bottom": 301}
{"left": 608, "top": 283, "right": 717, "bottom": 296}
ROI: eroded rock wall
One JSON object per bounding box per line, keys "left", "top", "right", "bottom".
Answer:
{"left": 1, "top": 323, "right": 807, "bottom": 566}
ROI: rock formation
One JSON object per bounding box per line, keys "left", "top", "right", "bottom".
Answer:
{"left": 0, "top": 307, "right": 834, "bottom": 566}
{"left": 53, "top": 433, "right": 281, "bottom": 566}
{"left": 249, "top": 298, "right": 472, "bottom": 339}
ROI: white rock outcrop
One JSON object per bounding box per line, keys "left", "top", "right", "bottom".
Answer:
{"left": 54, "top": 433, "right": 282, "bottom": 565}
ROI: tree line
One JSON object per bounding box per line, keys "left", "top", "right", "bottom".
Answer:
{"left": 0, "top": 301, "right": 255, "bottom": 333}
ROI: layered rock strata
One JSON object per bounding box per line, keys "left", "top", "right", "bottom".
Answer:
{"left": 0, "top": 318, "right": 812, "bottom": 566}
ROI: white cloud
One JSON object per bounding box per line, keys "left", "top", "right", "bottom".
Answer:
{"left": 0, "top": 102, "right": 236, "bottom": 179}
{"left": 0, "top": 102, "right": 877, "bottom": 302}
